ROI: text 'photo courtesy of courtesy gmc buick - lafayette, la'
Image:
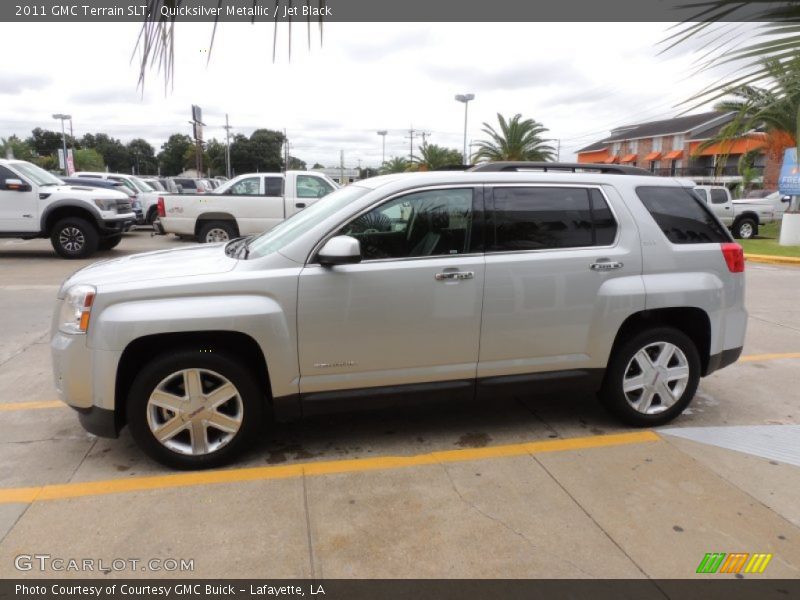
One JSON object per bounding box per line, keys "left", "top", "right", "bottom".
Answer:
{"left": 50, "top": 163, "right": 747, "bottom": 469}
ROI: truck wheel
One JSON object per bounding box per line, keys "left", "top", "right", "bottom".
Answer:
{"left": 50, "top": 217, "right": 99, "bottom": 259}
{"left": 98, "top": 235, "right": 122, "bottom": 251}
{"left": 599, "top": 327, "right": 700, "bottom": 427}
{"left": 127, "top": 349, "right": 264, "bottom": 470}
{"left": 733, "top": 217, "right": 757, "bottom": 239}
{"left": 198, "top": 221, "right": 237, "bottom": 244}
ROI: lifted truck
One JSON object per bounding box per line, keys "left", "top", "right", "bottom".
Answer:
{"left": 156, "top": 171, "right": 339, "bottom": 243}
{"left": 0, "top": 159, "right": 135, "bottom": 258}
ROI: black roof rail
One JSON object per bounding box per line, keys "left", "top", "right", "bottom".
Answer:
{"left": 468, "top": 162, "right": 654, "bottom": 176}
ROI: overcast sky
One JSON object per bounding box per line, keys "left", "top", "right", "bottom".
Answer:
{"left": 0, "top": 21, "right": 734, "bottom": 169}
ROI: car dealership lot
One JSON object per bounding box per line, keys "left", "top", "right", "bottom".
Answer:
{"left": 0, "top": 231, "right": 798, "bottom": 579}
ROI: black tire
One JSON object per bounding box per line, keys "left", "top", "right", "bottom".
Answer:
{"left": 50, "top": 217, "right": 100, "bottom": 259}
{"left": 127, "top": 349, "right": 264, "bottom": 470}
{"left": 98, "top": 235, "right": 122, "bottom": 251}
{"left": 599, "top": 327, "right": 700, "bottom": 427}
{"left": 733, "top": 217, "right": 757, "bottom": 239}
{"left": 146, "top": 206, "right": 159, "bottom": 225}
{"left": 197, "top": 220, "right": 237, "bottom": 244}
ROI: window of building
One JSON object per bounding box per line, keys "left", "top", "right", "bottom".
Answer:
{"left": 636, "top": 186, "right": 729, "bottom": 244}
{"left": 490, "top": 187, "right": 617, "bottom": 251}
{"left": 652, "top": 137, "right": 662, "bottom": 151}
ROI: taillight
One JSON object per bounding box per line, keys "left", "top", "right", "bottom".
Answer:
{"left": 721, "top": 242, "right": 744, "bottom": 273}
{"left": 157, "top": 197, "right": 165, "bottom": 217}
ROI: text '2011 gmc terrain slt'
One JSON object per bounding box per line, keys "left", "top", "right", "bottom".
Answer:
{"left": 51, "top": 163, "right": 746, "bottom": 469}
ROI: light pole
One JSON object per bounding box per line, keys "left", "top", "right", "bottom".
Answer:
{"left": 454, "top": 94, "right": 475, "bottom": 165}
{"left": 52, "top": 113, "right": 71, "bottom": 175}
{"left": 377, "top": 130, "right": 387, "bottom": 166}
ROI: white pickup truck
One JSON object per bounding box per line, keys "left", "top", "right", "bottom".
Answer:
{"left": 693, "top": 185, "right": 776, "bottom": 239}
{"left": 156, "top": 171, "right": 339, "bottom": 243}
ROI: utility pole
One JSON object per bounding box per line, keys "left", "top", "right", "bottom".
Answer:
{"left": 420, "top": 131, "right": 431, "bottom": 146}
{"left": 377, "top": 130, "right": 387, "bottom": 166}
{"left": 556, "top": 139, "right": 561, "bottom": 161}
{"left": 339, "top": 150, "right": 344, "bottom": 185}
{"left": 223, "top": 114, "right": 233, "bottom": 178}
{"left": 405, "top": 126, "right": 419, "bottom": 162}
{"left": 283, "top": 129, "right": 289, "bottom": 172}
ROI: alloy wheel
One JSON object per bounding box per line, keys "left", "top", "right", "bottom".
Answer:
{"left": 59, "top": 227, "right": 85, "bottom": 252}
{"left": 622, "top": 341, "right": 690, "bottom": 414}
{"left": 205, "top": 228, "right": 230, "bottom": 243}
{"left": 146, "top": 368, "right": 243, "bottom": 456}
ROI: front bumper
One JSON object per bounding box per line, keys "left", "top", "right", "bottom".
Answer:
{"left": 51, "top": 329, "right": 122, "bottom": 438}
{"left": 100, "top": 214, "right": 136, "bottom": 235}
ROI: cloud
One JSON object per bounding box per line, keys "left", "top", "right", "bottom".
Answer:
{"left": 0, "top": 74, "right": 50, "bottom": 95}
{"left": 340, "top": 29, "right": 432, "bottom": 62}
{"left": 68, "top": 89, "right": 150, "bottom": 104}
{"left": 423, "top": 62, "right": 587, "bottom": 92}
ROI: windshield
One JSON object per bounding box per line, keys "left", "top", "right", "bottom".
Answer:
{"left": 11, "top": 161, "right": 63, "bottom": 186}
{"left": 130, "top": 177, "right": 154, "bottom": 193}
{"left": 246, "top": 185, "right": 370, "bottom": 259}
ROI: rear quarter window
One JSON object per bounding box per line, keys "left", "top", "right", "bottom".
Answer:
{"left": 636, "top": 186, "right": 730, "bottom": 244}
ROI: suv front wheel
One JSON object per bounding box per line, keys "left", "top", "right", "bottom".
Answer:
{"left": 50, "top": 217, "right": 99, "bottom": 259}
{"left": 599, "top": 327, "right": 700, "bottom": 426}
{"left": 127, "top": 350, "right": 264, "bottom": 469}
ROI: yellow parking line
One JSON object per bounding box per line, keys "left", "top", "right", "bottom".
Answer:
{"left": 0, "top": 430, "right": 659, "bottom": 504}
{"left": 739, "top": 352, "right": 800, "bottom": 363}
{"left": 0, "top": 400, "right": 64, "bottom": 412}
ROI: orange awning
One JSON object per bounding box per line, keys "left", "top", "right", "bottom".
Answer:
{"left": 663, "top": 150, "right": 683, "bottom": 160}
{"left": 620, "top": 154, "right": 637, "bottom": 163}
{"left": 644, "top": 151, "right": 661, "bottom": 161}
{"left": 603, "top": 155, "right": 619, "bottom": 164}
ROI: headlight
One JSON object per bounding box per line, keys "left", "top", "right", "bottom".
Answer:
{"left": 93, "top": 198, "right": 118, "bottom": 211}
{"left": 58, "top": 285, "right": 96, "bottom": 334}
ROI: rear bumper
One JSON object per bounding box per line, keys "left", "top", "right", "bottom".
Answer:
{"left": 705, "top": 346, "right": 743, "bottom": 376}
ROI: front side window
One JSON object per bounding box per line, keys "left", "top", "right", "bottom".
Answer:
{"left": 296, "top": 175, "right": 334, "bottom": 199}
{"left": 490, "top": 187, "right": 616, "bottom": 251}
{"left": 229, "top": 177, "right": 261, "bottom": 195}
{"left": 636, "top": 186, "right": 730, "bottom": 244}
{"left": 336, "top": 188, "right": 475, "bottom": 261}
{"left": 11, "top": 161, "right": 63, "bottom": 186}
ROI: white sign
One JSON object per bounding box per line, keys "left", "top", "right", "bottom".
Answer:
{"left": 57, "top": 148, "right": 65, "bottom": 169}
{"left": 66, "top": 149, "right": 75, "bottom": 176}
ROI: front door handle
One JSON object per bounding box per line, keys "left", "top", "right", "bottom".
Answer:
{"left": 435, "top": 271, "right": 474, "bottom": 281}
{"left": 590, "top": 261, "right": 623, "bottom": 271}
{"left": 295, "top": 202, "right": 306, "bottom": 209}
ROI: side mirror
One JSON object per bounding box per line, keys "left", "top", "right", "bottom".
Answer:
{"left": 782, "top": 195, "right": 791, "bottom": 204}
{"left": 5, "top": 178, "right": 31, "bottom": 192}
{"left": 318, "top": 236, "right": 362, "bottom": 267}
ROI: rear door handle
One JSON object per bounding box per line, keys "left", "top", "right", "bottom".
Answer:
{"left": 590, "top": 261, "right": 623, "bottom": 271}
{"left": 295, "top": 202, "right": 306, "bottom": 209}
{"left": 435, "top": 271, "right": 474, "bottom": 281}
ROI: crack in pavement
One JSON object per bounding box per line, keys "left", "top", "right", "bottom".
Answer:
{"left": 438, "top": 462, "right": 596, "bottom": 578}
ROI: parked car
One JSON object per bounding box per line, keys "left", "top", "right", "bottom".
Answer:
{"left": 171, "top": 177, "right": 212, "bottom": 195}
{"left": 51, "top": 163, "right": 746, "bottom": 468}
{"left": 141, "top": 177, "right": 166, "bottom": 192}
{"left": 72, "top": 171, "right": 160, "bottom": 226}
{"left": 693, "top": 185, "right": 775, "bottom": 239}
{"left": 157, "top": 171, "right": 339, "bottom": 242}
{"left": 0, "top": 159, "right": 135, "bottom": 258}
{"left": 61, "top": 177, "right": 144, "bottom": 224}
{"left": 734, "top": 190, "right": 791, "bottom": 218}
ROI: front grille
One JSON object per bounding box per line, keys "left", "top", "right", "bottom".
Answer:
{"left": 116, "top": 200, "right": 133, "bottom": 213}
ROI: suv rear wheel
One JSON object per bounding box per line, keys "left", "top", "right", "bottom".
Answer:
{"left": 50, "top": 217, "right": 99, "bottom": 259}
{"left": 733, "top": 217, "right": 757, "bottom": 239}
{"left": 126, "top": 350, "right": 263, "bottom": 469}
{"left": 599, "top": 327, "right": 700, "bottom": 426}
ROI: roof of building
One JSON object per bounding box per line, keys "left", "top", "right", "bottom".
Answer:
{"left": 577, "top": 111, "right": 734, "bottom": 153}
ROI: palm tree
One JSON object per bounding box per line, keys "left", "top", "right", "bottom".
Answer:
{"left": 414, "top": 143, "right": 463, "bottom": 170}
{"left": 379, "top": 156, "right": 411, "bottom": 174}
{"left": 700, "top": 57, "right": 800, "bottom": 184}
{"left": 473, "top": 114, "right": 555, "bottom": 162}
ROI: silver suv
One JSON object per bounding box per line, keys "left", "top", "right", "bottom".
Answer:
{"left": 51, "top": 164, "right": 747, "bottom": 469}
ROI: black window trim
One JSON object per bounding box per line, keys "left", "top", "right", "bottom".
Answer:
{"left": 484, "top": 183, "right": 620, "bottom": 255}
{"left": 306, "top": 184, "right": 486, "bottom": 266}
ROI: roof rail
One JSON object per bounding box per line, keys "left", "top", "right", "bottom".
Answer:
{"left": 468, "top": 162, "right": 654, "bottom": 176}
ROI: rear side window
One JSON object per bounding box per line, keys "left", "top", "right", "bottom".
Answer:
{"left": 490, "top": 187, "right": 617, "bottom": 251}
{"left": 636, "top": 186, "right": 729, "bottom": 244}
{"left": 265, "top": 177, "right": 283, "bottom": 196}
{"left": 710, "top": 189, "right": 728, "bottom": 204}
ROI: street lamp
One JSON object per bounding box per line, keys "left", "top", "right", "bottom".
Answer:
{"left": 52, "top": 113, "right": 71, "bottom": 175}
{"left": 377, "top": 130, "right": 387, "bottom": 166}
{"left": 454, "top": 94, "right": 475, "bottom": 165}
